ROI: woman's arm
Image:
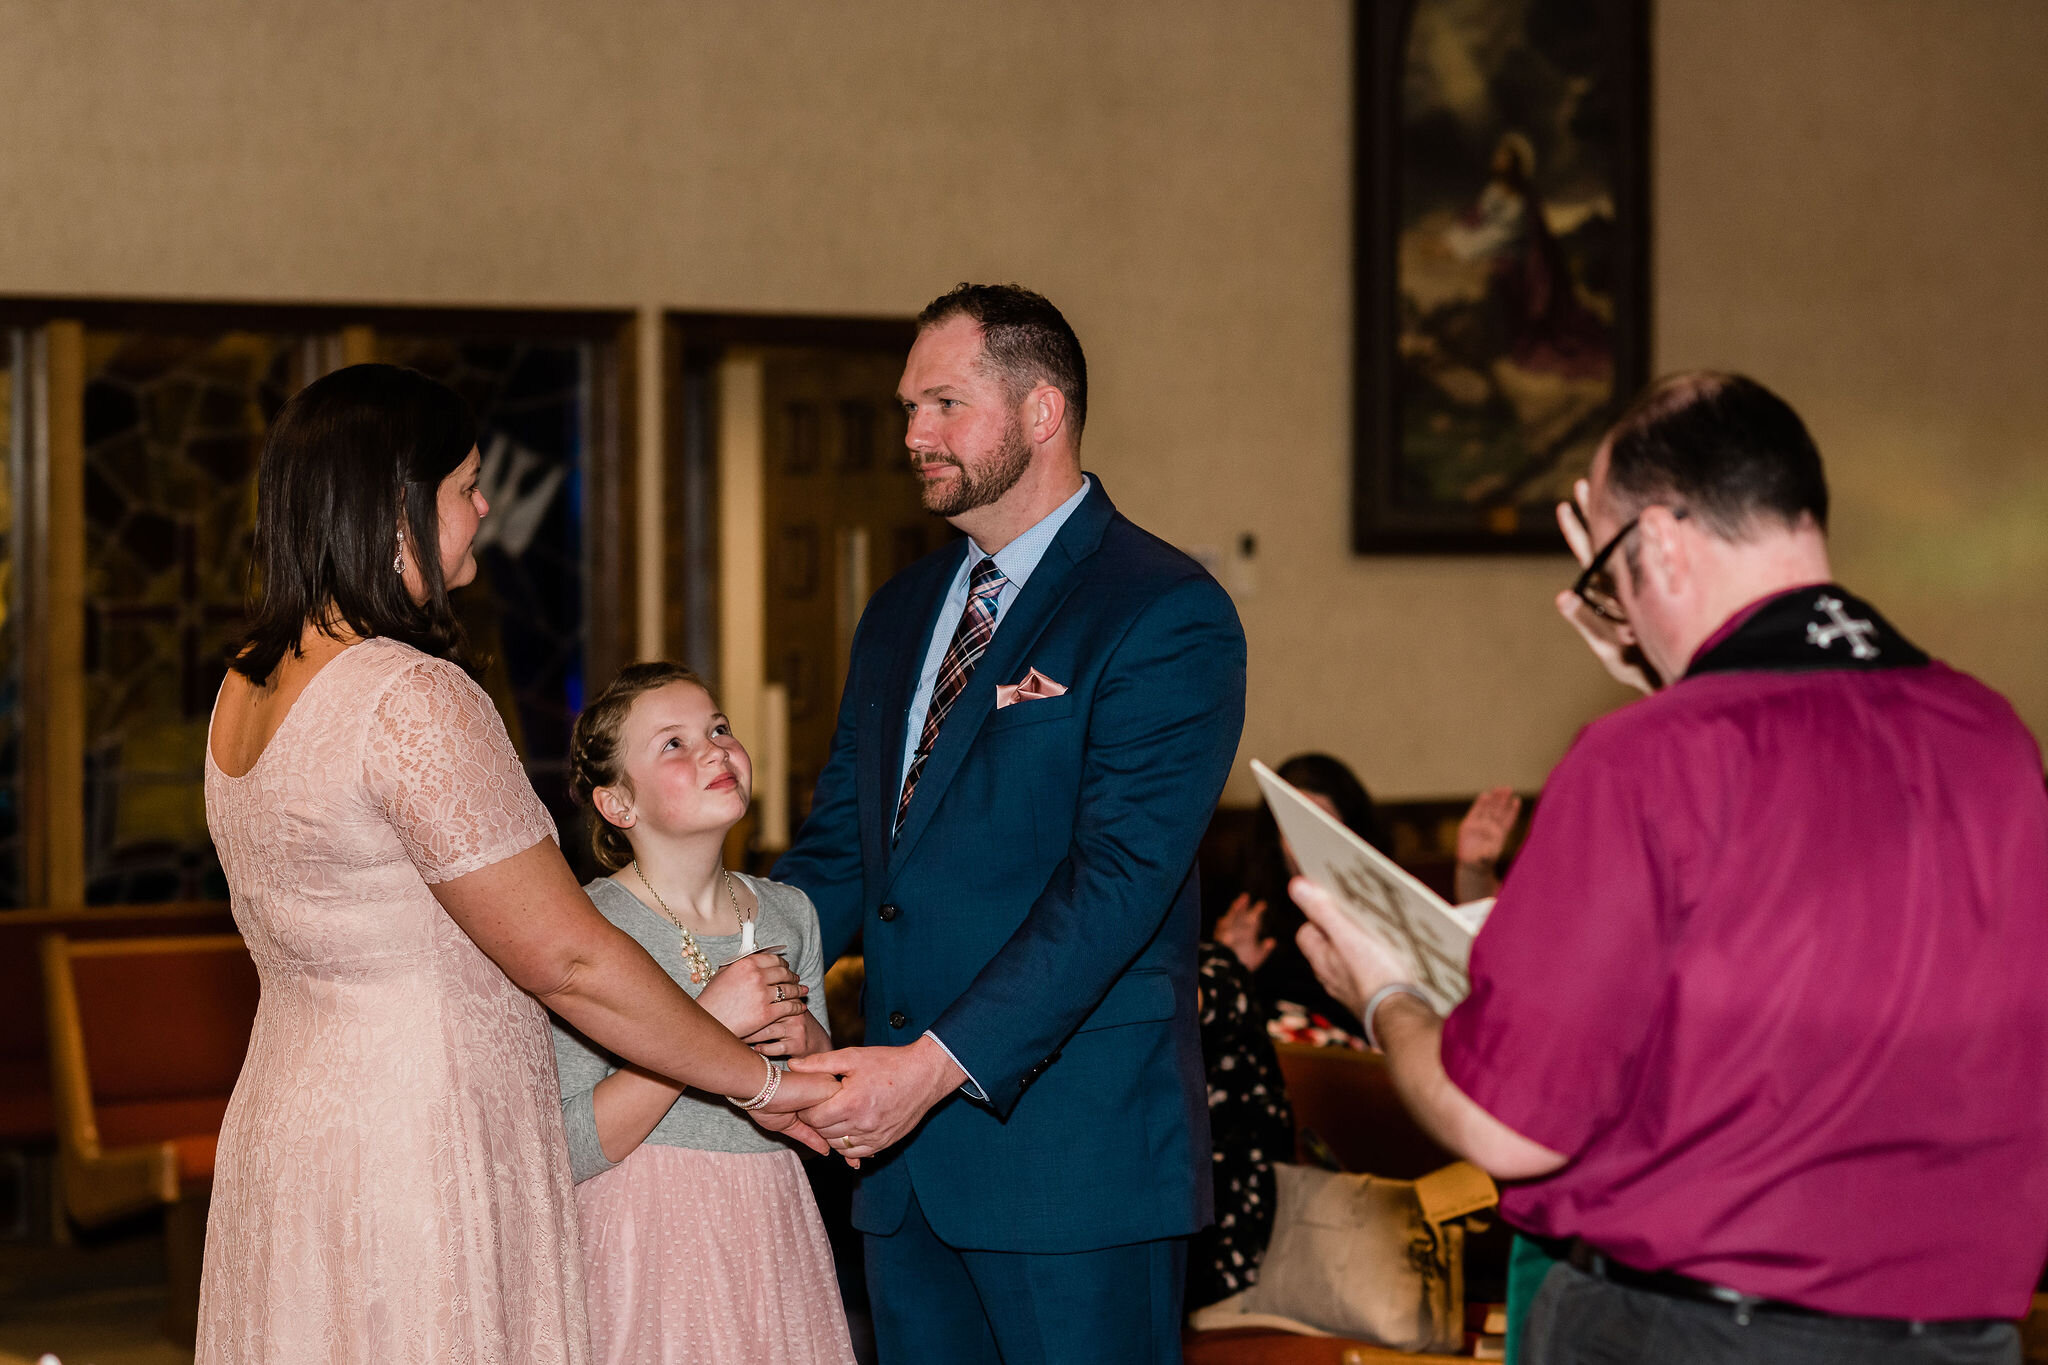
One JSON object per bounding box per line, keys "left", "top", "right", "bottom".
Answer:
{"left": 432, "top": 841, "right": 835, "bottom": 1127}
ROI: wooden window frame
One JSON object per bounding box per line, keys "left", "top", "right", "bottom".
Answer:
{"left": 0, "top": 297, "right": 639, "bottom": 908}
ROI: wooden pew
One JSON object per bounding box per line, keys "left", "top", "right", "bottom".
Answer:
{"left": 0, "top": 903, "right": 235, "bottom": 1146}
{"left": 1275, "top": 1042, "right": 1456, "bottom": 1179}
{"left": 41, "top": 931, "right": 259, "bottom": 1343}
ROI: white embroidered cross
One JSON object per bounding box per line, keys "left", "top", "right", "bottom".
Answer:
{"left": 1806, "top": 595, "right": 1879, "bottom": 660}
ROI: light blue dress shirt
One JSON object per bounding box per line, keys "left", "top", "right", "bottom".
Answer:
{"left": 899, "top": 474, "right": 1093, "bottom": 1098}
{"left": 897, "top": 475, "right": 1094, "bottom": 792}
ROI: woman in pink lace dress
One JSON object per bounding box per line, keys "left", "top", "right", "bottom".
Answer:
{"left": 197, "top": 365, "right": 837, "bottom": 1364}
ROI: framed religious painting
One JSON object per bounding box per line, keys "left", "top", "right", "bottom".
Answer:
{"left": 1353, "top": 0, "right": 1650, "bottom": 553}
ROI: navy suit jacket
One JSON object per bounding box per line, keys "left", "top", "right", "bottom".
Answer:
{"left": 775, "top": 479, "right": 1247, "bottom": 1254}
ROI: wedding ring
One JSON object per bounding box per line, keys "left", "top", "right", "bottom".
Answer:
{"left": 773, "top": 985, "right": 786, "bottom": 1002}
{"left": 841, "top": 1134, "right": 855, "bottom": 1150}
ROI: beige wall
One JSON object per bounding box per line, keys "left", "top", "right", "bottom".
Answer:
{"left": 4, "top": 0, "right": 2043, "bottom": 801}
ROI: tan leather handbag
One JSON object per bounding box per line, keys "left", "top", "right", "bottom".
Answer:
{"left": 1188, "top": 1161, "right": 1498, "bottom": 1352}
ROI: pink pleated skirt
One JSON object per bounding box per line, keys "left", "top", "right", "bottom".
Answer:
{"left": 575, "top": 1144, "right": 858, "bottom": 1365}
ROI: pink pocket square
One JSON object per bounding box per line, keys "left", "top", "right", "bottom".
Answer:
{"left": 995, "top": 667, "right": 1070, "bottom": 710}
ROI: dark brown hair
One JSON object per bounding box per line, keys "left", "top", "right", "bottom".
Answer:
{"left": 231, "top": 364, "right": 476, "bottom": 684}
{"left": 1604, "top": 371, "right": 1829, "bottom": 540}
{"left": 570, "top": 661, "right": 717, "bottom": 871}
{"left": 917, "top": 282, "right": 1088, "bottom": 441}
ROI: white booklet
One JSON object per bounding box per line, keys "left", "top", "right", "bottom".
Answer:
{"left": 1250, "top": 759, "right": 1494, "bottom": 1015}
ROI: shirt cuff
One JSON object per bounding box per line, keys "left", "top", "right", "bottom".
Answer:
{"left": 922, "top": 1030, "right": 987, "bottom": 1101}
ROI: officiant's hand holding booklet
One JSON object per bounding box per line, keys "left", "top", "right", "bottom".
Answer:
{"left": 1251, "top": 760, "right": 1494, "bottom": 1017}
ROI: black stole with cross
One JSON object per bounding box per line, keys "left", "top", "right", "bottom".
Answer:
{"left": 1687, "top": 584, "right": 1929, "bottom": 678}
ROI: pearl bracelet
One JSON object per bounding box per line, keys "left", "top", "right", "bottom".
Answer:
{"left": 731, "top": 1055, "right": 781, "bottom": 1111}
{"left": 1362, "top": 983, "right": 1430, "bottom": 1053}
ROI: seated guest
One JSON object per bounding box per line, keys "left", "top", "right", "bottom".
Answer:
{"left": 1186, "top": 941, "right": 1295, "bottom": 1311}
{"left": 1293, "top": 372, "right": 2048, "bottom": 1365}
{"left": 1214, "top": 752, "right": 1389, "bottom": 1037}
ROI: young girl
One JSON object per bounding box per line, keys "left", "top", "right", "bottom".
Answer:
{"left": 552, "top": 662, "right": 857, "bottom": 1365}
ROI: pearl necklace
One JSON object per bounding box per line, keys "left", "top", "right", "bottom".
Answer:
{"left": 631, "top": 862, "right": 749, "bottom": 986}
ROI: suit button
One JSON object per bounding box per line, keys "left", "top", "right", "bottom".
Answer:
{"left": 877, "top": 903, "right": 900, "bottom": 922}
{"left": 889, "top": 1011, "right": 909, "bottom": 1030}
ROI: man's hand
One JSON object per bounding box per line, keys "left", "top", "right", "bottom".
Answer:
{"left": 1214, "top": 893, "right": 1275, "bottom": 971}
{"left": 1557, "top": 487, "right": 1659, "bottom": 694}
{"left": 788, "top": 1034, "right": 967, "bottom": 1161}
{"left": 1289, "top": 875, "right": 1408, "bottom": 1020}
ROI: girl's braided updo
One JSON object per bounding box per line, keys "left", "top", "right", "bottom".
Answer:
{"left": 569, "top": 661, "right": 715, "bottom": 871}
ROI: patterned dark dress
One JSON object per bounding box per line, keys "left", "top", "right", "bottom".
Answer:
{"left": 1187, "top": 941, "right": 1296, "bottom": 1310}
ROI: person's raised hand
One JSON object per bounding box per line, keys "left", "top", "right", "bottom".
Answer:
{"left": 789, "top": 1035, "right": 965, "bottom": 1164}
{"left": 1214, "top": 893, "right": 1276, "bottom": 971}
{"left": 1289, "top": 875, "right": 1408, "bottom": 1019}
{"left": 1454, "top": 786, "right": 1521, "bottom": 904}
{"left": 695, "top": 951, "right": 808, "bottom": 1039}
{"left": 1457, "top": 787, "right": 1521, "bottom": 869}
{"left": 1556, "top": 486, "right": 1658, "bottom": 694}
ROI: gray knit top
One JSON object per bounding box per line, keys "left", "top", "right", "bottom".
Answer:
{"left": 551, "top": 872, "right": 830, "bottom": 1181}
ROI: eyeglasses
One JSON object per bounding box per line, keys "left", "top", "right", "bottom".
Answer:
{"left": 1569, "top": 503, "right": 1687, "bottom": 623}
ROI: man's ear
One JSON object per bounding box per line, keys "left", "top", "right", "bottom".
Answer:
{"left": 591, "top": 784, "right": 634, "bottom": 831}
{"left": 1023, "top": 383, "right": 1068, "bottom": 448}
{"left": 1636, "top": 505, "right": 1691, "bottom": 598}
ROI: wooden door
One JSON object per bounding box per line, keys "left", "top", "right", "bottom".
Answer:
{"left": 711, "top": 345, "right": 948, "bottom": 855}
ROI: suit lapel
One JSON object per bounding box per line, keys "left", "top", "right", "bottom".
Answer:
{"left": 886, "top": 483, "right": 1117, "bottom": 873}
{"left": 868, "top": 542, "right": 968, "bottom": 878}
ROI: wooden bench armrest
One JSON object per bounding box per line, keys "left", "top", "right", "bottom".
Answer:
{"left": 60, "top": 1138, "right": 180, "bottom": 1227}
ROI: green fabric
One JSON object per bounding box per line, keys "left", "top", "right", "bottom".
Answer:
{"left": 1504, "top": 1232, "right": 1561, "bottom": 1364}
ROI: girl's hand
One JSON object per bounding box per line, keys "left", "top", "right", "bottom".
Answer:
{"left": 749, "top": 1108, "right": 832, "bottom": 1157}
{"left": 696, "top": 951, "right": 809, "bottom": 1038}
{"left": 747, "top": 1010, "right": 829, "bottom": 1060}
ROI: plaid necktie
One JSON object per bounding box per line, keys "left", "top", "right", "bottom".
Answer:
{"left": 896, "top": 556, "right": 1010, "bottom": 839}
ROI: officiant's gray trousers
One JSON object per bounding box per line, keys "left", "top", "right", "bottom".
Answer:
{"left": 1523, "top": 1262, "right": 2018, "bottom": 1365}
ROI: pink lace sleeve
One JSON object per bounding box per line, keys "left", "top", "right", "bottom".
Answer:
{"left": 366, "top": 657, "right": 560, "bottom": 884}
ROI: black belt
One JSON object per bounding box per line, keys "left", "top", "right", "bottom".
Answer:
{"left": 1548, "top": 1237, "right": 2003, "bottom": 1338}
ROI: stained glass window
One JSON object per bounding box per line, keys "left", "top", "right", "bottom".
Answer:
{"left": 376, "top": 337, "right": 593, "bottom": 859}
{"left": 79, "top": 331, "right": 307, "bottom": 903}
{"left": 0, "top": 335, "right": 22, "bottom": 907}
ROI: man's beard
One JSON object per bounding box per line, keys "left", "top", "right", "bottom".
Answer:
{"left": 916, "top": 418, "right": 1033, "bottom": 518}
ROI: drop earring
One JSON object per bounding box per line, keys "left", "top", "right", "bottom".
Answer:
{"left": 394, "top": 525, "right": 406, "bottom": 576}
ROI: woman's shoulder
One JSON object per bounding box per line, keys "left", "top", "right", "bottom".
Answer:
{"left": 357, "top": 640, "right": 498, "bottom": 726}
{"left": 357, "top": 636, "right": 469, "bottom": 686}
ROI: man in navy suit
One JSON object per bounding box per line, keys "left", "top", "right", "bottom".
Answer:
{"left": 782, "top": 284, "right": 1246, "bottom": 1364}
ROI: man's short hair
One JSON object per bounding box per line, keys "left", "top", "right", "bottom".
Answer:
{"left": 1605, "top": 371, "right": 1829, "bottom": 538}
{"left": 917, "top": 283, "right": 1088, "bottom": 441}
